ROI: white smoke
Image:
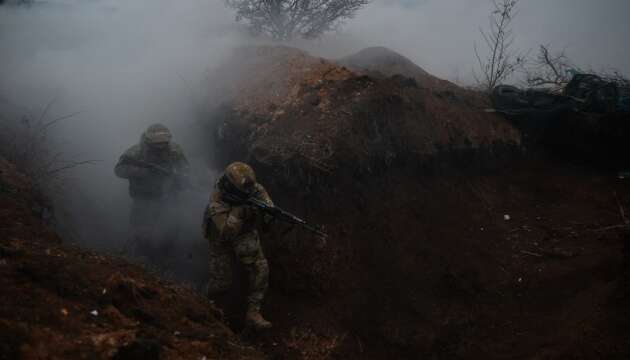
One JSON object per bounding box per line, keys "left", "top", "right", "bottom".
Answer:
{"left": 0, "top": 0, "right": 251, "bottom": 273}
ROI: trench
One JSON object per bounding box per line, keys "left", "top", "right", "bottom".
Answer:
{"left": 202, "top": 114, "right": 630, "bottom": 358}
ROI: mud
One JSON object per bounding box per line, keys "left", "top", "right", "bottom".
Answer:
{"left": 0, "top": 157, "right": 262, "bottom": 360}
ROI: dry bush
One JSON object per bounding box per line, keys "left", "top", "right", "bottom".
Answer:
{"left": 597, "top": 69, "right": 630, "bottom": 88}
{"left": 524, "top": 44, "right": 629, "bottom": 92}
{"left": 525, "top": 44, "right": 574, "bottom": 89}
{"left": 0, "top": 98, "right": 95, "bottom": 193}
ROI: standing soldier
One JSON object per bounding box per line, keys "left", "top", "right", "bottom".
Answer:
{"left": 115, "top": 123, "right": 189, "bottom": 266}
{"left": 203, "top": 162, "right": 273, "bottom": 330}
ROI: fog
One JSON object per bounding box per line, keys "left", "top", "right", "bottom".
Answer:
{"left": 308, "top": 0, "right": 630, "bottom": 84}
{"left": 0, "top": 0, "right": 626, "bottom": 282}
{"left": 0, "top": 0, "right": 250, "bottom": 282}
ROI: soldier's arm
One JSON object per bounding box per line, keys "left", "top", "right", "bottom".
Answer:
{"left": 208, "top": 200, "right": 245, "bottom": 242}
{"left": 114, "top": 146, "right": 151, "bottom": 179}
{"left": 252, "top": 183, "right": 274, "bottom": 206}
{"left": 171, "top": 143, "right": 190, "bottom": 174}
{"left": 252, "top": 183, "right": 275, "bottom": 227}
{"left": 213, "top": 208, "right": 244, "bottom": 241}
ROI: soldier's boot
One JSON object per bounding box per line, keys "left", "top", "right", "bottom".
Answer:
{"left": 245, "top": 304, "right": 272, "bottom": 330}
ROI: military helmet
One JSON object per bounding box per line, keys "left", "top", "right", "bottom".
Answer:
{"left": 224, "top": 162, "right": 256, "bottom": 194}
{"left": 142, "top": 123, "right": 172, "bottom": 145}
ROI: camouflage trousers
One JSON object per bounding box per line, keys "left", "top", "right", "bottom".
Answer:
{"left": 207, "top": 230, "right": 269, "bottom": 310}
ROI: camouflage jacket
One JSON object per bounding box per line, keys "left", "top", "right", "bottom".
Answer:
{"left": 114, "top": 142, "right": 189, "bottom": 199}
{"left": 203, "top": 182, "right": 273, "bottom": 243}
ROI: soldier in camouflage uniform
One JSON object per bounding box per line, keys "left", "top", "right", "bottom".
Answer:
{"left": 115, "top": 123, "right": 189, "bottom": 266}
{"left": 202, "top": 162, "right": 273, "bottom": 330}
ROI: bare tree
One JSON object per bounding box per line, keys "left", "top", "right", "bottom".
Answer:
{"left": 225, "top": 0, "right": 370, "bottom": 41}
{"left": 525, "top": 44, "right": 575, "bottom": 88}
{"left": 474, "top": 0, "right": 525, "bottom": 93}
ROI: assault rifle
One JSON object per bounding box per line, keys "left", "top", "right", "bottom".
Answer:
{"left": 123, "top": 157, "right": 180, "bottom": 175}
{"left": 123, "top": 157, "right": 193, "bottom": 190}
{"left": 222, "top": 192, "right": 327, "bottom": 239}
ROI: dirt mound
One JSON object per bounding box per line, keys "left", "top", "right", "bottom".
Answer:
{"left": 0, "top": 157, "right": 261, "bottom": 360}
{"left": 337, "top": 46, "right": 452, "bottom": 90}
{"left": 339, "top": 46, "right": 430, "bottom": 76}
{"left": 205, "top": 46, "right": 630, "bottom": 358}
{"left": 210, "top": 45, "right": 520, "bottom": 187}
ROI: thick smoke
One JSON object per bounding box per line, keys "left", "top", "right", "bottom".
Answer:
{"left": 1, "top": 0, "right": 626, "bottom": 284}
{"left": 0, "top": 0, "right": 255, "bottom": 283}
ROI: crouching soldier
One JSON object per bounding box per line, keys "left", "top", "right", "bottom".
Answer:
{"left": 202, "top": 162, "right": 273, "bottom": 330}
{"left": 114, "top": 123, "right": 189, "bottom": 267}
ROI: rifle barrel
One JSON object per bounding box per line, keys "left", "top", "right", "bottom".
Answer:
{"left": 223, "top": 193, "right": 327, "bottom": 238}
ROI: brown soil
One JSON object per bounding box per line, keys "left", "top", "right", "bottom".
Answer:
{"left": 2, "top": 45, "right": 629, "bottom": 360}
{"left": 0, "top": 157, "right": 262, "bottom": 360}
{"left": 205, "top": 46, "right": 630, "bottom": 359}
{"left": 253, "top": 160, "right": 630, "bottom": 359}
{"left": 209, "top": 46, "right": 520, "bottom": 179}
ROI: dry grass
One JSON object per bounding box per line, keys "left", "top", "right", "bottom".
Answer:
{"left": 0, "top": 98, "right": 96, "bottom": 194}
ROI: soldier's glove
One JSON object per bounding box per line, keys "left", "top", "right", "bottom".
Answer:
{"left": 222, "top": 208, "right": 244, "bottom": 241}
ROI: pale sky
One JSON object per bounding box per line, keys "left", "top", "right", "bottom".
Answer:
{"left": 318, "top": 0, "right": 630, "bottom": 82}
{"left": 2, "top": 0, "right": 628, "bottom": 85}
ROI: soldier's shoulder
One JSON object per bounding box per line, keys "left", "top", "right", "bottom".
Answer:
{"left": 122, "top": 144, "right": 142, "bottom": 158}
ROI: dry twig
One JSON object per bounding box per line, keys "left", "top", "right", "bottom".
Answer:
{"left": 613, "top": 190, "right": 628, "bottom": 225}
{"left": 520, "top": 250, "right": 543, "bottom": 257}
{"left": 474, "top": 0, "right": 526, "bottom": 92}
